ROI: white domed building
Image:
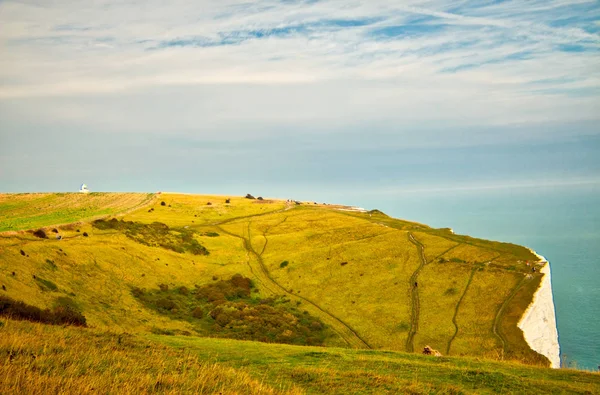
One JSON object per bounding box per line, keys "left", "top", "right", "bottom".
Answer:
{"left": 79, "top": 183, "right": 90, "bottom": 194}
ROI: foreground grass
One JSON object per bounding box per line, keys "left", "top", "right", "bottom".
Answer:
{"left": 1, "top": 319, "right": 598, "bottom": 395}
{"left": 160, "top": 334, "right": 600, "bottom": 394}
{"left": 0, "top": 319, "right": 300, "bottom": 394}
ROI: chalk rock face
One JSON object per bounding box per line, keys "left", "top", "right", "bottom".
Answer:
{"left": 518, "top": 256, "right": 561, "bottom": 368}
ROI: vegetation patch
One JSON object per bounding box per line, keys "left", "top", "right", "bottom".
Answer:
{"left": 92, "top": 219, "right": 209, "bottom": 255}
{"left": 132, "top": 274, "right": 332, "bottom": 346}
{"left": 32, "top": 229, "right": 48, "bottom": 239}
{"left": 0, "top": 295, "right": 87, "bottom": 326}
{"left": 35, "top": 277, "right": 58, "bottom": 292}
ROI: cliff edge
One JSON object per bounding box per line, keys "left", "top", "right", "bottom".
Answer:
{"left": 518, "top": 252, "right": 561, "bottom": 368}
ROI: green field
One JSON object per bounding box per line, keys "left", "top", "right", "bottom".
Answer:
{"left": 2, "top": 319, "right": 599, "bottom": 394}
{"left": 1, "top": 192, "right": 587, "bottom": 393}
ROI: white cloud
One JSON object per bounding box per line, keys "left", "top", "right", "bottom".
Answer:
{"left": 0, "top": 0, "right": 598, "bottom": 144}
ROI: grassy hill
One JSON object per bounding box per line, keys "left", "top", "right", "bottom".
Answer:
{"left": 2, "top": 319, "right": 599, "bottom": 394}
{"left": 2, "top": 192, "right": 597, "bottom": 393}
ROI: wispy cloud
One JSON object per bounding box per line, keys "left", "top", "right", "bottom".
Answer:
{"left": 0, "top": 0, "right": 598, "bottom": 144}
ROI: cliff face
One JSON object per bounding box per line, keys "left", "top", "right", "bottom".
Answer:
{"left": 518, "top": 254, "right": 561, "bottom": 368}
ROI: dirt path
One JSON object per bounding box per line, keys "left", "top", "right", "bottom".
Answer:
{"left": 406, "top": 232, "right": 426, "bottom": 353}
{"left": 446, "top": 267, "right": 477, "bottom": 355}
{"left": 215, "top": 222, "right": 371, "bottom": 350}
{"left": 492, "top": 275, "right": 529, "bottom": 356}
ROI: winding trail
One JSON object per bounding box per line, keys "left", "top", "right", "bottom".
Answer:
{"left": 446, "top": 267, "right": 477, "bottom": 355}
{"left": 406, "top": 232, "right": 426, "bottom": 352}
{"left": 492, "top": 275, "right": 529, "bottom": 356}
{"left": 216, "top": 221, "right": 371, "bottom": 349}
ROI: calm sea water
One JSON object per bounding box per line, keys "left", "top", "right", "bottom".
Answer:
{"left": 347, "top": 184, "right": 600, "bottom": 370}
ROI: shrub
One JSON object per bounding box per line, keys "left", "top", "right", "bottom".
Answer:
{"left": 45, "top": 259, "right": 57, "bottom": 270}
{"left": 160, "top": 201, "right": 166, "bottom": 206}
{"left": 191, "top": 306, "right": 204, "bottom": 318}
{"left": 444, "top": 287, "right": 458, "bottom": 296}
{"left": 92, "top": 219, "right": 209, "bottom": 256}
{"left": 35, "top": 277, "right": 58, "bottom": 292}
{"left": 20, "top": 250, "right": 26, "bottom": 256}
{"left": 225, "top": 198, "right": 231, "bottom": 203}
{"left": 207, "top": 202, "right": 212, "bottom": 206}
{"left": 51, "top": 228, "right": 59, "bottom": 233}
{"left": 257, "top": 196, "right": 264, "bottom": 200}
{"left": 280, "top": 261, "right": 289, "bottom": 268}
{"left": 340, "top": 261, "right": 348, "bottom": 266}
{"left": 33, "top": 229, "right": 47, "bottom": 239}
{"left": 0, "top": 295, "right": 87, "bottom": 327}
{"left": 178, "top": 286, "right": 189, "bottom": 296}
{"left": 158, "top": 284, "right": 169, "bottom": 292}
{"left": 156, "top": 297, "right": 177, "bottom": 311}
{"left": 131, "top": 287, "right": 146, "bottom": 298}
{"left": 82, "top": 232, "right": 89, "bottom": 237}
{"left": 245, "top": 194, "right": 255, "bottom": 199}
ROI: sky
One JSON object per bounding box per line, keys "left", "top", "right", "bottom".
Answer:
{"left": 1, "top": 0, "right": 599, "bottom": 200}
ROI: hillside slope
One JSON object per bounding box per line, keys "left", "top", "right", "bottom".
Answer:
{"left": 1, "top": 192, "right": 548, "bottom": 366}
{"left": 2, "top": 319, "right": 599, "bottom": 394}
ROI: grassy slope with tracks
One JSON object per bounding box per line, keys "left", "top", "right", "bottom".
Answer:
{"left": 0, "top": 192, "right": 586, "bottom": 393}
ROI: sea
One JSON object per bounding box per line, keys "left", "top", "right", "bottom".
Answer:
{"left": 343, "top": 183, "right": 600, "bottom": 371}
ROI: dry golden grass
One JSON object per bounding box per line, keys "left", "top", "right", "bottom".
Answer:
{"left": 0, "top": 193, "right": 551, "bottom": 365}
{"left": 0, "top": 319, "right": 301, "bottom": 395}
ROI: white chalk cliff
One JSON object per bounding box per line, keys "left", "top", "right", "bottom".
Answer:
{"left": 517, "top": 252, "right": 561, "bottom": 368}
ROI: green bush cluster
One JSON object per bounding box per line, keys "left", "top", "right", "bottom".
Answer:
{"left": 132, "top": 274, "right": 331, "bottom": 346}
{"left": 93, "top": 219, "right": 209, "bottom": 256}
{"left": 0, "top": 295, "right": 87, "bottom": 327}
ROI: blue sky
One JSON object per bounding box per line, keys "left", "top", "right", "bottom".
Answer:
{"left": 0, "top": 0, "right": 599, "bottom": 199}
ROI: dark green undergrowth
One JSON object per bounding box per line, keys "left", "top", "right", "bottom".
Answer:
{"left": 93, "top": 218, "right": 209, "bottom": 255}
{"left": 0, "top": 295, "right": 87, "bottom": 327}
{"left": 132, "top": 274, "right": 333, "bottom": 346}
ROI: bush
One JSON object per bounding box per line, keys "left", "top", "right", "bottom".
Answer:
{"left": 158, "top": 284, "right": 169, "bottom": 292}
{"left": 191, "top": 306, "right": 204, "bottom": 318}
{"left": 82, "top": 232, "right": 89, "bottom": 237}
{"left": 0, "top": 295, "right": 87, "bottom": 327}
{"left": 92, "top": 219, "right": 209, "bottom": 256}
{"left": 32, "top": 229, "right": 47, "bottom": 239}
{"left": 225, "top": 198, "right": 231, "bottom": 204}
{"left": 178, "top": 286, "right": 189, "bottom": 296}
{"left": 245, "top": 194, "right": 255, "bottom": 199}
{"left": 131, "top": 287, "right": 146, "bottom": 298}
{"left": 35, "top": 277, "right": 58, "bottom": 292}
{"left": 161, "top": 201, "right": 166, "bottom": 206}
{"left": 156, "top": 297, "right": 177, "bottom": 311}
{"left": 444, "top": 287, "right": 458, "bottom": 296}
{"left": 280, "top": 261, "right": 289, "bottom": 268}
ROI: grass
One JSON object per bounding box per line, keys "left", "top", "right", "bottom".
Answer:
{"left": 0, "top": 192, "right": 558, "bottom": 369}
{"left": 0, "top": 193, "right": 155, "bottom": 232}
{"left": 0, "top": 319, "right": 299, "bottom": 394}
{"left": 2, "top": 319, "right": 599, "bottom": 394}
